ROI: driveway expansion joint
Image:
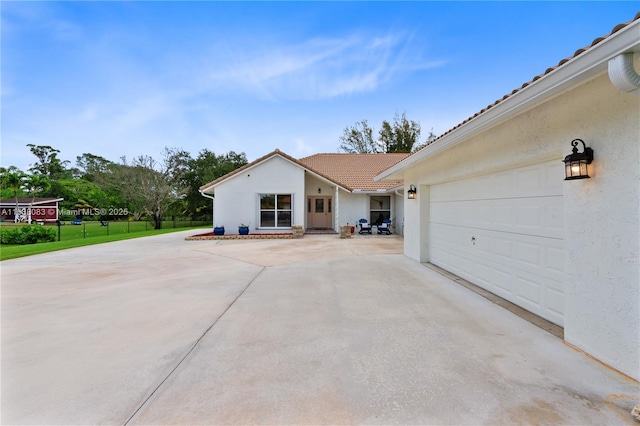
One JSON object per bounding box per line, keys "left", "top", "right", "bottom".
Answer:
{"left": 122, "top": 266, "right": 266, "bottom": 425}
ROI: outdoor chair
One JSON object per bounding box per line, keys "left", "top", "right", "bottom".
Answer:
{"left": 377, "top": 218, "right": 392, "bottom": 235}
{"left": 358, "top": 218, "right": 372, "bottom": 234}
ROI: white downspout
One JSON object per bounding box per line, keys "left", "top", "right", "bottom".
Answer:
{"left": 199, "top": 190, "right": 215, "bottom": 229}
{"left": 608, "top": 53, "right": 640, "bottom": 95}
{"left": 334, "top": 186, "right": 339, "bottom": 233}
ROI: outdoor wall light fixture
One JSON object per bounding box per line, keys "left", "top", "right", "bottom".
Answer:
{"left": 563, "top": 139, "right": 594, "bottom": 180}
{"left": 407, "top": 184, "right": 417, "bottom": 199}
{"left": 318, "top": 187, "right": 322, "bottom": 194}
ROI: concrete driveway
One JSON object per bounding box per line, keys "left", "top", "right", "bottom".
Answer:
{"left": 1, "top": 230, "right": 638, "bottom": 425}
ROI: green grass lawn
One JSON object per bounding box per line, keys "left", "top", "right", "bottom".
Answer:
{"left": 55, "top": 220, "right": 159, "bottom": 240}
{"left": 0, "top": 221, "right": 210, "bottom": 261}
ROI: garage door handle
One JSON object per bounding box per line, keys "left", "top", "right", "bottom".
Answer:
{"left": 471, "top": 236, "right": 476, "bottom": 245}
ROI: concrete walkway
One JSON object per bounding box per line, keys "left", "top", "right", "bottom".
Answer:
{"left": 1, "top": 230, "right": 638, "bottom": 425}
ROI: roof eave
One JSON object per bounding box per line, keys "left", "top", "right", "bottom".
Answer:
{"left": 199, "top": 150, "right": 353, "bottom": 195}
{"left": 352, "top": 188, "right": 400, "bottom": 193}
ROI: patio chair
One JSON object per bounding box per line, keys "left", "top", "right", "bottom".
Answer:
{"left": 358, "top": 218, "right": 372, "bottom": 234}
{"left": 377, "top": 218, "right": 392, "bottom": 235}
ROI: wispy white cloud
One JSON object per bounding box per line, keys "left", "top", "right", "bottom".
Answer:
{"left": 1, "top": 2, "right": 83, "bottom": 41}
{"left": 205, "top": 31, "right": 445, "bottom": 101}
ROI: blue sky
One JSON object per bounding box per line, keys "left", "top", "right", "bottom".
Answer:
{"left": 2, "top": 1, "right": 638, "bottom": 172}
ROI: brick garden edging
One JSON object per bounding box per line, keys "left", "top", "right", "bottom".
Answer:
{"left": 186, "top": 233, "right": 295, "bottom": 241}
{"left": 186, "top": 225, "right": 304, "bottom": 241}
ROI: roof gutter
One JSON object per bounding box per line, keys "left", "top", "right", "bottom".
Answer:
{"left": 199, "top": 190, "right": 214, "bottom": 201}
{"left": 376, "top": 19, "right": 640, "bottom": 181}
{"left": 352, "top": 189, "right": 395, "bottom": 194}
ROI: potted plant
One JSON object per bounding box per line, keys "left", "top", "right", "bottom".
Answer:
{"left": 213, "top": 226, "right": 225, "bottom": 236}
{"left": 238, "top": 223, "right": 249, "bottom": 235}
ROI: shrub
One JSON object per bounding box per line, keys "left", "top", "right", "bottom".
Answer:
{"left": 0, "top": 225, "right": 57, "bottom": 245}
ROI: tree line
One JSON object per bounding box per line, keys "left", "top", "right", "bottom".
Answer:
{"left": 2, "top": 113, "right": 431, "bottom": 228}
{"left": 0, "top": 145, "right": 248, "bottom": 229}
{"left": 338, "top": 112, "right": 436, "bottom": 154}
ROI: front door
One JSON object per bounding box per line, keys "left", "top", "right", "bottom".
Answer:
{"left": 307, "top": 196, "right": 332, "bottom": 229}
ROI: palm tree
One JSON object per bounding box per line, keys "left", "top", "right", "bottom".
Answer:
{"left": 1, "top": 171, "right": 26, "bottom": 222}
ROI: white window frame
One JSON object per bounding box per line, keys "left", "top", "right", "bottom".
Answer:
{"left": 258, "top": 193, "right": 293, "bottom": 229}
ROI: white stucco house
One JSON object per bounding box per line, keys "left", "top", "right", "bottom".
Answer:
{"left": 199, "top": 150, "right": 408, "bottom": 235}
{"left": 377, "top": 15, "right": 640, "bottom": 380}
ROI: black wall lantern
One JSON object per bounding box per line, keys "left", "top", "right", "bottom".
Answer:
{"left": 563, "top": 139, "right": 594, "bottom": 180}
{"left": 407, "top": 184, "right": 417, "bottom": 199}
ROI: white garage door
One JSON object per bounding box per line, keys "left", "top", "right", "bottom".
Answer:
{"left": 429, "top": 161, "right": 564, "bottom": 326}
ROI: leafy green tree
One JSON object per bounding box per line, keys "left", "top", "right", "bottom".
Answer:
{"left": 183, "top": 150, "right": 248, "bottom": 218}
{"left": 338, "top": 120, "right": 382, "bottom": 153}
{"left": 379, "top": 112, "right": 421, "bottom": 153}
{"left": 75, "top": 153, "right": 114, "bottom": 182}
{"left": 54, "top": 178, "right": 114, "bottom": 217}
{"left": 26, "top": 144, "right": 71, "bottom": 179}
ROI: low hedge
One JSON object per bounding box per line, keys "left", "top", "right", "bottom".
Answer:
{"left": 0, "top": 225, "right": 57, "bottom": 245}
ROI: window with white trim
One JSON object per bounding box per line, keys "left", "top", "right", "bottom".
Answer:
{"left": 260, "top": 194, "right": 292, "bottom": 228}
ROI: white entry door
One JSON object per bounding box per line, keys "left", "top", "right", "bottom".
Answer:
{"left": 429, "top": 161, "right": 565, "bottom": 326}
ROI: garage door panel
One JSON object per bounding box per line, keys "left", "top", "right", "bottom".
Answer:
{"left": 431, "top": 163, "right": 562, "bottom": 203}
{"left": 493, "top": 236, "right": 514, "bottom": 259}
{"left": 546, "top": 247, "right": 564, "bottom": 280}
{"left": 546, "top": 288, "right": 564, "bottom": 320}
{"left": 431, "top": 198, "right": 562, "bottom": 239}
{"left": 430, "top": 224, "right": 475, "bottom": 280}
{"left": 546, "top": 205, "right": 563, "bottom": 233}
{"left": 515, "top": 274, "right": 543, "bottom": 306}
{"left": 516, "top": 205, "right": 543, "bottom": 228}
{"left": 493, "top": 267, "right": 514, "bottom": 295}
{"left": 429, "top": 161, "right": 564, "bottom": 326}
{"left": 474, "top": 260, "right": 495, "bottom": 287}
{"left": 516, "top": 241, "right": 542, "bottom": 267}
{"left": 432, "top": 224, "right": 563, "bottom": 281}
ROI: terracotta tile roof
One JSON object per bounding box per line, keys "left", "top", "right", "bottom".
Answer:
{"left": 413, "top": 12, "right": 640, "bottom": 153}
{"left": 199, "top": 150, "right": 409, "bottom": 193}
{"left": 299, "top": 153, "right": 409, "bottom": 191}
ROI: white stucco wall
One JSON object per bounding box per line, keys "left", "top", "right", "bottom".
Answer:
{"left": 403, "top": 70, "right": 640, "bottom": 380}
{"left": 561, "top": 71, "right": 639, "bottom": 381}
{"left": 394, "top": 192, "right": 405, "bottom": 236}
{"left": 339, "top": 192, "right": 403, "bottom": 233}
{"left": 337, "top": 193, "right": 368, "bottom": 229}
{"left": 403, "top": 182, "right": 428, "bottom": 261}
{"left": 304, "top": 173, "right": 403, "bottom": 232}
{"left": 213, "top": 156, "right": 305, "bottom": 234}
